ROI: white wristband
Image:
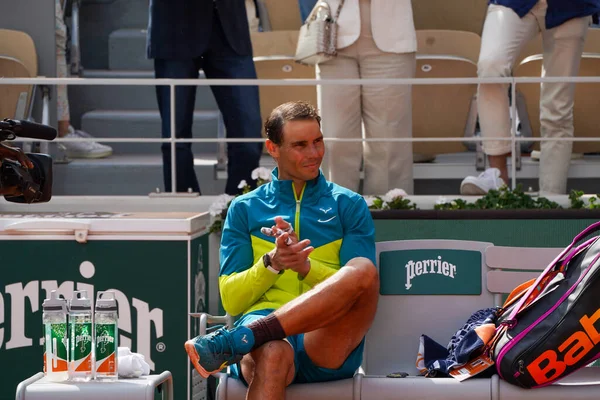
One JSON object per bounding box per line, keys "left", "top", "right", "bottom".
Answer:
{"left": 266, "top": 265, "right": 281, "bottom": 274}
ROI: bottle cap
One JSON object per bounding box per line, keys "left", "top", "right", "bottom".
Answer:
{"left": 95, "top": 291, "right": 118, "bottom": 312}
{"left": 42, "top": 290, "right": 67, "bottom": 312}
{"left": 69, "top": 290, "right": 92, "bottom": 311}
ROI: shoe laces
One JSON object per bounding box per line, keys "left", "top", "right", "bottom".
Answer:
{"left": 68, "top": 130, "right": 110, "bottom": 150}
{"left": 73, "top": 129, "right": 93, "bottom": 139}
{"left": 479, "top": 168, "right": 504, "bottom": 188}
{"left": 478, "top": 168, "right": 498, "bottom": 180}
{"left": 207, "top": 327, "right": 239, "bottom": 364}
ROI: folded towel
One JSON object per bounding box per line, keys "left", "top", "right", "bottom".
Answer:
{"left": 117, "top": 347, "right": 150, "bottom": 378}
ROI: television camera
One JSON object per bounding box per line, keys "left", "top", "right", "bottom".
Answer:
{"left": 0, "top": 119, "right": 56, "bottom": 203}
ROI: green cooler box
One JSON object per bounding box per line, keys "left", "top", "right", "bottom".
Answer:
{"left": 0, "top": 211, "right": 211, "bottom": 400}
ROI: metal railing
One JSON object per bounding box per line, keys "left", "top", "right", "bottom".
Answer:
{"left": 3, "top": 75, "right": 600, "bottom": 193}
{"left": 69, "top": 0, "right": 82, "bottom": 75}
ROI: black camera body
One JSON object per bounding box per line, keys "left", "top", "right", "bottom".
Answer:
{"left": 2, "top": 153, "right": 53, "bottom": 203}
{"left": 0, "top": 119, "right": 57, "bottom": 204}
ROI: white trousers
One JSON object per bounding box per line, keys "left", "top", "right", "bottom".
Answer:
{"left": 477, "top": 0, "right": 589, "bottom": 194}
{"left": 317, "top": 0, "right": 415, "bottom": 195}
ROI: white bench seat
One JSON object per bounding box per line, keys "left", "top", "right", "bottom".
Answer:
{"left": 197, "top": 238, "right": 600, "bottom": 399}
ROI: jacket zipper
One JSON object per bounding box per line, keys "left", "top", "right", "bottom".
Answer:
{"left": 292, "top": 183, "right": 305, "bottom": 295}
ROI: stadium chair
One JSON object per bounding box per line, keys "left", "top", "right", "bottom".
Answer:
{"left": 251, "top": 29, "right": 316, "bottom": 147}
{"left": 0, "top": 28, "right": 51, "bottom": 153}
{"left": 417, "top": 29, "right": 481, "bottom": 64}
{"left": 0, "top": 29, "right": 39, "bottom": 120}
{"left": 413, "top": 30, "right": 481, "bottom": 158}
{"left": 0, "top": 56, "right": 34, "bottom": 120}
{"left": 515, "top": 53, "right": 600, "bottom": 154}
{"left": 516, "top": 29, "right": 600, "bottom": 68}
{"left": 0, "top": 29, "right": 38, "bottom": 78}
{"left": 514, "top": 29, "right": 600, "bottom": 154}
{"left": 254, "top": 56, "right": 317, "bottom": 138}
{"left": 251, "top": 30, "right": 299, "bottom": 58}
{"left": 256, "top": 0, "right": 302, "bottom": 31}
{"left": 412, "top": 0, "right": 488, "bottom": 35}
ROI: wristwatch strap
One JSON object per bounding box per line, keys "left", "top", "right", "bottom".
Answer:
{"left": 263, "top": 253, "right": 283, "bottom": 275}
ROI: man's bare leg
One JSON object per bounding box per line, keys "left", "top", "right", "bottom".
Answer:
{"left": 241, "top": 340, "right": 295, "bottom": 400}
{"left": 184, "top": 257, "right": 377, "bottom": 383}
{"left": 273, "top": 257, "right": 379, "bottom": 368}
{"left": 240, "top": 257, "right": 377, "bottom": 399}
{"left": 489, "top": 154, "right": 509, "bottom": 184}
{"left": 58, "top": 120, "right": 70, "bottom": 137}
{"left": 274, "top": 257, "right": 378, "bottom": 333}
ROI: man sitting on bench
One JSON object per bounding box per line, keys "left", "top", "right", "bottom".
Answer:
{"left": 185, "top": 101, "right": 379, "bottom": 399}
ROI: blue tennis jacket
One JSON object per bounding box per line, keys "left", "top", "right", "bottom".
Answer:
{"left": 218, "top": 169, "right": 376, "bottom": 317}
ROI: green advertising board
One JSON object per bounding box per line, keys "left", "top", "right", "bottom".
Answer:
{"left": 0, "top": 212, "right": 210, "bottom": 400}
{"left": 373, "top": 215, "right": 600, "bottom": 246}
{"left": 379, "top": 249, "right": 482, "bottom": 295}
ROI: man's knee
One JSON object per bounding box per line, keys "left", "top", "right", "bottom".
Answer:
{"left": 345, "top": 257, "right": 379, "bottom": 292}
{"left": 252, "top": 341, "right": 294, "bottom": 379}
{"left": 478, "top": 54, "right": 512, "bottom": 78}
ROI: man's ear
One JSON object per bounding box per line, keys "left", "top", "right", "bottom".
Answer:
{"left": 265, "top": 139, "right": 279, "bottom": 158}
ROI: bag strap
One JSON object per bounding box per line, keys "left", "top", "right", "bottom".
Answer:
{"left": 306, "top": 0, "right": 345, "bottom": 23}
{"left": 505, "top": 221, "right": 600, "bottom": 323}
{"left": 502, "top": 278, "right": 536, "bottom": 310}
{"left": 571, "top": 220, "right": 600, "bottom": 246}
{"left": 335, "top": 0, "right": 346, "bottom": 21}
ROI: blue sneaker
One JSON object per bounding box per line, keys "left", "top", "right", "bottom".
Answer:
{"left": 185, "top": 326, "right": 254, "bottom": 378}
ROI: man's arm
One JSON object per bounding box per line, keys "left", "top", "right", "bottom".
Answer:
{"left": 219, "top": 200, "right": 282, "bottom": 316}
{"left": 339, "top": 197, "right": 376, "bottom": 265}
{"left": 301, "top": 196, "right": 376, "bottom": 287}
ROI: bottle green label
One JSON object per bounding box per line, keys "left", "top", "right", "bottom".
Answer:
{"left": 46, "top": 323, "right": 68, "bottom": 361}
{"left": 95, "top": 323, "right": 116, "bottom": 360}
{"left": 71, "top": 322, "right": 92, "bottom": 361}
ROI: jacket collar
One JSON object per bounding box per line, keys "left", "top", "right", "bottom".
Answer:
{"left": 268, "top": 167, "right": 327, "bottom": 203}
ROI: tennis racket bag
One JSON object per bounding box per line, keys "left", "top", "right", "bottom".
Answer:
{"left": 491, "top": 221, "right": 600, "bottom": 388}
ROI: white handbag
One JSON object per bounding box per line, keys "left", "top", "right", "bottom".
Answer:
{"left": 294, "top": 0, "right": 346, "bottom": 65}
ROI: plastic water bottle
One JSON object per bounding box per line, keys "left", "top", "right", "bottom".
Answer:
{"left": 69, "top": 290, "right": 93, "bottom": 381}
{"left": 42, "top": 290, "right": 69, "bottom": 382}
{"left": 95, "top": 291, "right": 118, "bottom": 381}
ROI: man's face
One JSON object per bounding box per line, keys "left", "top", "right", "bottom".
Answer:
{"left": 267, "top": 119, "right": 324, "bottom": 182}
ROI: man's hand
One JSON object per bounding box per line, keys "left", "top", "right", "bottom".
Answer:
{"left": 268, "top": 216, "right": 313, "bottom": 277}
{"left": 0, "top": 142, "right": 34, "bottom": 169}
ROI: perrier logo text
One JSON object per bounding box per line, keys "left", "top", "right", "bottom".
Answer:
{"left": 97, "top": 335, "right": 115, "bottom": 348}
{"left": 75, "top": 334, "right": 92, "bottom": 347}
{"left": 405, "top": 256, "right": 457, "bottom": 290}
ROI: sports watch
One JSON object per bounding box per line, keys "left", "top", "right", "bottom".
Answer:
{"left": 263, "top": 252, "right": 283, "bottom": 274}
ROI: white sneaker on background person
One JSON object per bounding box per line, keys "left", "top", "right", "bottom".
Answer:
{"left": 460, "top": 168, "right": 506, "bottom": 195}
{"left": 62, "top": 126, "right": 113, "bottom": 159}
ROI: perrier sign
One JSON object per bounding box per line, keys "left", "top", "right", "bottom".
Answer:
{"left": 379, "top": 248, "right": 482, "bottom": 295}
{"left": 0, "top": 233, "right": 209, "bottom": 400}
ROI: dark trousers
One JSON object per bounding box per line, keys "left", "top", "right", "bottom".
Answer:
{"left": 154, "top": 13, "right": 262, "bottom": 195}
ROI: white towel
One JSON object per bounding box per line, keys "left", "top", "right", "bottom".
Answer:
{"left": 117, "top": 347, "right": 151, "bottom": 378}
